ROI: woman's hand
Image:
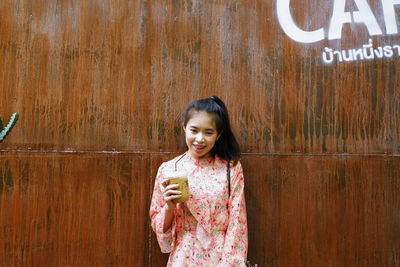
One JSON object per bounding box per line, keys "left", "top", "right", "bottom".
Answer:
{"left": 161, "top": 179, "right": 182, "bottom": 210}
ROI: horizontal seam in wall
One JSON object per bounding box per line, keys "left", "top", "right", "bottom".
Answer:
{"left": 0, "top": 150, "right": 399, "bottom": 158}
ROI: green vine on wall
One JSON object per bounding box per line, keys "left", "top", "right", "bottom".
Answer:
{"left": 0, "top": 113, "right": 19, "bottom": 142}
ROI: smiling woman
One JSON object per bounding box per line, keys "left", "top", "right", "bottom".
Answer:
{"left": 183, "top": 110, "right": 221, "bottom": 159}
{"left": 149, "top": 96, "right": 248, "bottom": 267}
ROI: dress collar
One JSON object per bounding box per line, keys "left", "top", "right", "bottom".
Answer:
{"left": 183, "top": 152, "right": 221, "bottom": 167}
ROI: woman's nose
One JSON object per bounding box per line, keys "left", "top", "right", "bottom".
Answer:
{"left": 195, "top": 133, "right": 205, "bottom": 142}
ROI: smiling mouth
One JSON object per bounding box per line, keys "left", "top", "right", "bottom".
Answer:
{"left": 193, "top": 145, "right": 206, "bottom": 151}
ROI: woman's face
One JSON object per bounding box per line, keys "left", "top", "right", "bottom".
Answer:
{"left": 183, "top": 110, "right": 220, "bottom": 160}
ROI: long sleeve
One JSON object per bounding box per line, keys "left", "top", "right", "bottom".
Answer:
{"left": 149, "top": 164, "right": 175, "bottom": 253}
{"left": 218, "top": 162, "right": 248, "bottom": 267}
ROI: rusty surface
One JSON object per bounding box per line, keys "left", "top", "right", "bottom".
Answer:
{"left": 0, "top": 0, "right": 398, "bottom": 153}
{"left": 0, "top": 153, "right": 151, "bottom": 266}
{"left": 1, "top": 153, "right": 399, "bottom": 266}
{"left": 243, "top": 156, "right": 400, "bottom": 266}
{"left": 0, "top": 0, "right": 399, "bottom": 266}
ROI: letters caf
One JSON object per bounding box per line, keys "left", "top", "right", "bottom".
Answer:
{"left": 277, "top": 0, "right": 400, "bottom": 43}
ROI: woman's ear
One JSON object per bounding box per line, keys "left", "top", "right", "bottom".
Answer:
{"left": 182, "top": 124, "right": 186, "bottom": 133}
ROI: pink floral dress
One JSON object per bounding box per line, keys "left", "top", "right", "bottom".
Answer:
{"left": 149, "top": 153, "right": 248, "bottom": 267}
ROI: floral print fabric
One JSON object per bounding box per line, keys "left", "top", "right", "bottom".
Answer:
{"left": 149, "top": 153, "right": 248, "bottom": 267}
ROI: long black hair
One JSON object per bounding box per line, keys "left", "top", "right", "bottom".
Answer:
{"left": 183, "top": 96, "right": 240, "bottom": 165}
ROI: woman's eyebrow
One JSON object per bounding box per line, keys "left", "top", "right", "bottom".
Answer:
{"left": 189, "top": 126, "right": 215, "bottom": 131}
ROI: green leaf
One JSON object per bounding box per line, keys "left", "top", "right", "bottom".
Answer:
{"left": 0, "top": 113, "right": 19, "bottom": 142}
{"left": 0, "top": 118, "right": 3, "bottom": 131}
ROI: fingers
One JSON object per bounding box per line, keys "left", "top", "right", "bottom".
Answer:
{"left": 161, "top": 180, "right": 179, "bottom": 189}
{"left": 161, "top": 180, "right": 182, "bottom": 202}
{"left": 164, "top": 192, "right": 181, "bottom": 202}
{"left": 162, "top": 185, "right": 180, "bottom": 196}
{"left": 163, "top": 188, "right": 182, "bottom": 199}
{"left": 161, "top": 180, "right": 179, "bottom": 190}
{"left": 164, "top": 194, "right": 182, "bottom": 202}
{"left": 166, "top": 185, "right": 180, "bottom": 192}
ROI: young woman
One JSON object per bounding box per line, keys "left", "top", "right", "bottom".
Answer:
{"left": 149, "top": 96, "right": 248, "bottom": 266}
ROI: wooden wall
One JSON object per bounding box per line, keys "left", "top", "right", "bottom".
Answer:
{"left": 1, "top": 0, "right": 399, "bottom": 266}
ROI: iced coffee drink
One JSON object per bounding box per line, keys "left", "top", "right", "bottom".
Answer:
{"left": 165, "top": 171, "right": 190, "bottom": 203}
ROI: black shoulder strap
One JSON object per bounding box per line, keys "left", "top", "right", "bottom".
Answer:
{"left": 227, "top": 161, "right": 231, "bottom": 197}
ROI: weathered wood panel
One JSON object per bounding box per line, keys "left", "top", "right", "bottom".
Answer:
{"left": 244, "top": 156, "right": 400, "bottom": 266}
{"left": 2, "top": 154, "right": 398, "bottom": 266}
{"left": 0, "top": 153, "right": 151, "bottom": 266}
{"left": 0, "top": 0, "right": 399, "bottom": 266}
{"left": 0, "top": 0, "right": 399, "bottom": 153}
